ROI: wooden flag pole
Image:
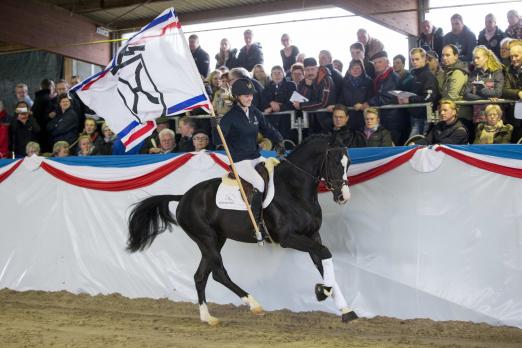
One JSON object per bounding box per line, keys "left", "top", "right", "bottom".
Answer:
{"left": 211, "top": 110, "right": 264, "bottom": 246}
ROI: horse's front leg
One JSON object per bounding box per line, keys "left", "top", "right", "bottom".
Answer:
{"left": 279, "top": 233, "right": 358, "bottom": 322}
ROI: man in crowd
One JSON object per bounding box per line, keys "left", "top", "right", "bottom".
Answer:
{"left": 478, "top": 13, "right": 506, "bottom": 59}
{"left": 236, "top": 29, "right": 264, "bottom": 71}
{"left": 506, "top": 10, "right": 522, "bottom": 39}
{"left": 293, "top": 57, "right": 335, "bottom": 133}
{"left": 417, "top": 20, "right": 444, "bottom": 58}
{"left": 177, "top": 116, "right": 196, "bottom": 152}
{"left": 31, "top": 79, "right": 57, "bottom": 152}
{"left": 319, "top": 49, "right": 343, "bottom": 102}
{"left": 350, "top": 42, "right": 375, "bottom": 78}
{"left": 503, "top": 42, "right": 522, "bottom": 140}
{"left": 393, "top": 54, "right": 413, "bottom": 90}
{"left": 15, "top": 83, "right": 33, "bottom": 108}
{"left": 140, "top": 116, "right": 171, "bottom": 154}
{"left": 189, "top": 34, "right": 210, "bottom": 78}
{"left": 443, "top": 14, "right": 477, "bottom": 62}
{"left": 357, "top": 29, "right": 384, "bottom": 62}
{"left": 290, "top": 63, "right": 305, "bottom": 86}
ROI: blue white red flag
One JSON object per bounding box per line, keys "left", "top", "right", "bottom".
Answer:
{"left": 71, "top": 8, "right": 210, "bottom": 151}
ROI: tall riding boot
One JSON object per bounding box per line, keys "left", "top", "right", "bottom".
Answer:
{"left": 249, "top": 188, "right": 265, "bottom": 237}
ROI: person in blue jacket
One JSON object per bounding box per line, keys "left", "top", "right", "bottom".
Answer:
{"left": 217, "top": 78, "right": 285, "bottom": 229}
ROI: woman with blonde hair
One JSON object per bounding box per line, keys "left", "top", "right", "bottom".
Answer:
{"left": 52, "top": 141, "right": 70, "bottom": 157}
{"left": 416, "top": 99, "right": 468, "bottom": 145}
{"left": 205, "top": 70, "right": 222, "bottom": 100}
{"left": 473, "top": 104, "right": 513, "bottom": 144}
{"left": 251, "top": 64, "right": 269, "bottom": 88}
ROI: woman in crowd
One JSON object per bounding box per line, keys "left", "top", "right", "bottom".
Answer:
{"left": 206, "top": 70, "right": 222, "bottom": 100}
{"left": 251, "top": 64, "right": 270, "bottom": 88}
{"left": 280, "top": 33, "right": 299, "bottom": 74}
{"left": 338, "top": 59, "right": 373, "bottom": 131}
{"left": 77, "top": 134, "right": 94, "bottom": 156}
{"left": 331, "top": 104, "right": 365, "bottom": 148}
{"left": 464, "top": 45, "right": 504, "bottom": 123}
{"left": 212, "top": 72, "right": 234, "bottom": 115}
{"left": 360, "top": 107, "right": 393, "bottom": 147}
{"left": 25, "top": 141, "right": 40, "bottom": 157}
{"left": 499, "top": 37, "right": 514, "bottom": 66}
{"left": 9, "top": 101, "right": 40, "bottom": 157}
{"left": 52, "top": 141, "right": 70, "bottom": 157}
{"left": 47, "top": 94, "right": 79, "bottom": 148}
{"left": 473, "top": 104, "right": 513, "bottom": 144}
{"left": 416, "top": 99, "right": 468, "bottom": 145}
{"left": 215, "top": 38, "right": 238, "bottom": 69}
{"left": 92, "top": 122, "right": 116, "bottom": 155}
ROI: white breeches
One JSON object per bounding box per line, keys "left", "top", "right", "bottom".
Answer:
{"left": 235, "top": 157, "right": 265, "bottom": 192}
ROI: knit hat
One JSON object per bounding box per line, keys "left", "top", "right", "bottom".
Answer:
{"left": 303, "top": 57, "right": 318, "bottom": 67}
{"left": 369, "top": 51, "right": 388, "bottom": 61}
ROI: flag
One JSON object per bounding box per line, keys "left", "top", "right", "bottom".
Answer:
{"left": 71, "top": 8, "right": 210, "bottom": 151}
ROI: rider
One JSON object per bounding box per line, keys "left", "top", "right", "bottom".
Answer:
{"left": 217, "top": 78, "right": 285, "bottom": 233}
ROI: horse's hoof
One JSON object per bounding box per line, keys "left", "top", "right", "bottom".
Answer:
{"left": 207, "top": 316, "right": 220, "bottom": 326}
{"left": 315, "top": 283, "right": 332, "bottom": 301}
{"left": 251, "top": 306, "right": 265, "bottom": 316}
{"left": 341, "top": 311, "right": 358, "bottom": 323}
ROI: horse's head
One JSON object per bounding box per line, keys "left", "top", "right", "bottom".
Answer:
{"left": 322, "top": 133, "right": 351, "bottom": 205}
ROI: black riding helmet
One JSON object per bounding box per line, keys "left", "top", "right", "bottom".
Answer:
{"left": 231, "top": 78, "right": 256, "bottom": 98}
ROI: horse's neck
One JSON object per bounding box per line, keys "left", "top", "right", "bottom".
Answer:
{"left": 276, "top": 146, "right": 326, "bottom": 194}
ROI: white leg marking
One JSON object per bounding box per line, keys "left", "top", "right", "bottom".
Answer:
{"left": 199, "top": 303, "right": 219, "bottom": 325}
{"left": 322, "top": 258, "right": 350, "bottom": 311}
{"left": 242, "top": 294, "right": 264, "bottom": 315}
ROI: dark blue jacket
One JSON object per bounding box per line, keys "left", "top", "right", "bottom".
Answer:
{"left": 478, "top": 27, "right": 506, "bottom": 60}
{"left": 192, "top": 46, "right": 210, "bottom": 78}
{"left": 46, "top": 107, "right": 79, "bottom": 146}
{"left": 339, "top": 73, "right": 373, "bottom": 131}
{"left": 408, "top": 64, "right": 440, "bottom": 119}
{"left": 217, "top": 104, "right": 283, "bottom": 162}
{"left": 443, "top": 26, "right": 477, "bottom": 62}
{"left": 260, "top": 79, "right": 296, "bottom": 111}
{"left": 237, "top": 43, "right": 264, "bottom": 71}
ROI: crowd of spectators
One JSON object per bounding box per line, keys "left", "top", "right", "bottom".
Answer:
{"left": 1, "top": 9, "right": 522, "bottom": 159}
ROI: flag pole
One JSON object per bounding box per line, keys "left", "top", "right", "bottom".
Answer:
{"left": 210, "top": 108, "right": 264, "bottom": 246}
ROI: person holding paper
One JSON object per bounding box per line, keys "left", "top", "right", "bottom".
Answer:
{"left": 398, "top": 48, "right": 440, "bottom": 139}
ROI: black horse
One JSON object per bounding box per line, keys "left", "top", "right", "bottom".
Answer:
{"left": 127, "top": 134, "right": 358, "bottom": 325}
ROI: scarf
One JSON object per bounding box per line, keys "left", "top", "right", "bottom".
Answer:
{"left": 478, "top": 120, "right": 504, "bottom": 144}
{"left": 363, "top": 126, "right": 379, "bottom": 139}
{"left": 373, "top": 67, "right": 393, "bottom": 94}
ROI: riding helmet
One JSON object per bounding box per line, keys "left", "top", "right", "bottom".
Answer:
{"left": 231, "top": 78, "right": 256, "bottom": 97}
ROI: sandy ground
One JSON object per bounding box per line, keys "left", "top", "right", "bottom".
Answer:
{"left": 0, "top": 289, "right": 521, "bottom": 348}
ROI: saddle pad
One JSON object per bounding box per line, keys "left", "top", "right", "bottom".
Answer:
{"left": 216, "top": 159, "right": 277, "bottom": 211}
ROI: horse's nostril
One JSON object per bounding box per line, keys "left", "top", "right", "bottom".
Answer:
{"left": 337, "top": 194, "right": 344, "bottom": 201}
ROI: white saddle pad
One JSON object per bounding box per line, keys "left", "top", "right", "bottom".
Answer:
{"left": 216, "top": 169, "right": 276, "bottom": 211}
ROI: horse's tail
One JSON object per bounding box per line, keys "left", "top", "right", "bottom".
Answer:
{"left": 127, "top": 194, "right": 183, "bottom": 252}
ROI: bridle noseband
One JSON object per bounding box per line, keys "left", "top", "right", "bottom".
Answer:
{"left": 278, "top": 146, "right": 349, "bottom": 190}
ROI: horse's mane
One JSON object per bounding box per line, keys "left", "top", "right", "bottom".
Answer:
{"left": 288, "top": 134, "right": 332, "bottom": 157}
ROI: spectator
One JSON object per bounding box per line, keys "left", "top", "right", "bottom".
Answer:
{"left": 338, "top": 59, "right": 373, "bottom": 131}
{"left": 427, "top": 51, "right": 443, "bottom": 76}
{"left": 25, "top": 141, "right": 40, "bottom": 157}
{"left": 350, "top": 42, "right": 375, "bottom": 78}
{"left": 52, "top": 141, "right": 70, "bottom": 157}
{"left": 177, "top": 116, "right": 196, "bottom": 152}
{"left": 439, "top": 44, "right": 469, "bottom": 101}
{"left": 280, "top": 33, "right": 299, "bottom": 73}
{"left": 215, "top": 38, "right": 238, "bottom": 70}
{"left": 292, "top": 57, "right": 335, "bottom": 133}
{"left": 415, "top": 99, "right": 468, "bottom": 145}
{"left": 506, "top": 10, "right": 522, "bottom": 39}
{"left": 77, "top": 134, "right": 94, "bottom": 156}
{"left": 393, "top": 54, "right": 413, "bottom": 90}
{"left": 206, "top": 70, "right": 222, "bottom": 100}
{"left": 464, "top": 46, "right": 504, "bottom": 123}
{"left": 155, "top": 128, "right": 177, "bottom": 154}
{"left": 366, "top": 51, "right": 404, "bottom": 145}
{"left": 55, "top": 79, "right": 85, "bottom": 125}
{"left": 398, "top": 48, "right": 440, "bottom": 138}
{"left": 319, "top": 49, "right": 343, "bottom": 102}
{"left": 357, "top": 29, "right": 384, "bottom": 63}
{"left": 499, "top": 37, "right": 514, "bottom": 66}
{"left": 0, "top": 101, "right": 11, "bottom": 158}
{"left": 189, "top": 34, "right": 210, "bottom": 78}
{"left": 32, "top": 78, "right": 56, "bottom": 152}
{"left": 473, "top": 104, "right": 513, "bottom": 144}
{"left": 331, "top": 104, "right": 365, "bottom": 148}
{"left": 417, "top": 20, "right": 444, "bottom": 58}
{"left": 140, "top": 117, "right": 170, "bottom": 154}
{"left": 237, "top": 29, "right": 264, "bottom": 71}
{"left": 212, "top": 72, "right": 234, "bottom": 115}
{"left": 252, "top": 64, "right": 270, "bottom": 88}
{"left": 9, "top": 101, "right": 40, "bottom": 157}
{"left": 503, "top": 42, "right": 522, "bottom": 140}
{"left": 443, "top": 14, "right": 477, "bottom": 62}
{"left": 290, "top": 63, "right": 305, "bottom": 85}
{"left": 92, "top": 122, "right": 116, "bottom": 156}
{"left": 295, "top": 53, "right": 306, "bottom": 64}
{"left": 15, "top": 83, "right": 33, "bottom": 108}
{"left": 332, "top": 59, "right": 343, "bottom": 74}
{"left": 360, "top": 107, "right": 393, "bottom": 147}
{"left": 79, "top": 118, "right": 102, "bottom": 147}
{"left": 478, "top": 14, "right": 506, "bottom": 59}
{"left": 46, "top": 94, "right": 79, "bottom": 148}
{"left": 261, "top": 65, "right": 296, "bottom": 139}
{"left": 192, "top": 129, "right": 210, "bottom": 151}
{"left": 70, "top": 75, "right": 82, "bottom": 86}
{"left": 229, "top": 67, "right": 264, "bottom": 109}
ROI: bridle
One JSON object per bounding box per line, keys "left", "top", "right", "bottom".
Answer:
{"left": 278, "top": 146, "right": 349, "bottom": 191}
